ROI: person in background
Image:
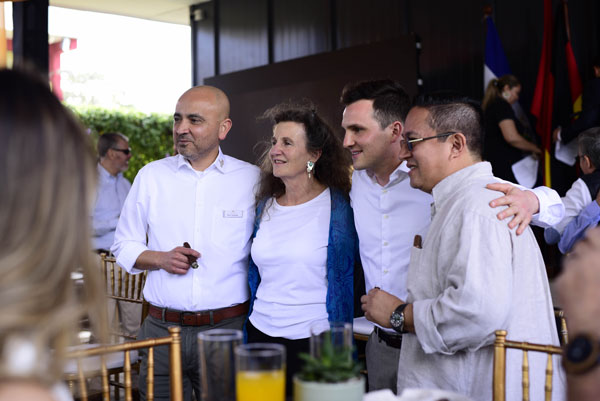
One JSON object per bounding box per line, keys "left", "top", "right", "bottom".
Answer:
{"left": 112, "top": 85, "right": 259, "bottom": 401}
{"left": 246, "top": 103, "right": 356, "bottom": 396}
{"left": 0, "top": 68, "right": 105, "bottom": 400}
{"left": 557, "top": 227, "right": 600, "bottom": 401}
{"left": 92, "top": 132, "right": 132, "bottom": 254}
{"left": 554, "top": 56, "right": 600, "bottom": 144}
{"left": 482, "top": 74, "right": 541, "bottom": 183}
{"left": 545, "top": 127, "right": 600, "bottom": 253}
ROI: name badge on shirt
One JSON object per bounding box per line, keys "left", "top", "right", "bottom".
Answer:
{"left": 223, "top": 210, "right": 244, "bottom": 218}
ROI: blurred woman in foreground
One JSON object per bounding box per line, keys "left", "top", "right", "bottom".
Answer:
{"left": 0, "top": 68, "right": 105, "bottom": 400}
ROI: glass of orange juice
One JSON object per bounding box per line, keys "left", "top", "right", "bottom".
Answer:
{"left": 235, "top": 343, "right": 285, "bottom": 401}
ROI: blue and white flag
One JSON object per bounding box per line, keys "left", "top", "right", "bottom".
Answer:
{"left": 484, "top": 16, "right": 511, "bottom": 91}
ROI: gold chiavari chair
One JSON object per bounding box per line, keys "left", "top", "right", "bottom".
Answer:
{"left": 554, "top": 308, "right": 569, "bottom": 346}
{"left": 66, "top": 326, "right": 183, "bottom": 401}
{"left": 100, "top": 253, "right": 149, "bottom": 339}
{"left": 493, "top": 330, "right": 563, "bottom": 401}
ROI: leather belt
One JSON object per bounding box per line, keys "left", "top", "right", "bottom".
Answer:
{"left": 148, "top": 301, "right": 249, "bottom": 326}
{"left": 374, "top": 326, "right": 403, "bottom": 349}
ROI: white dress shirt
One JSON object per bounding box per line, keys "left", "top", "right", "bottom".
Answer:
{"left": 111, "top": 149, "right": 260, "bottom": 311}
{"left": 92, "top": 164, "right": 131, "bottom": 250}
{"left": 350, "top": 162, "right": 432, "bottom": 302}
{"left": 544, "top": 178, "right": 592, "bottom": 243}
{"left": 250, "top": 189, "right": 331, "bottom": 339}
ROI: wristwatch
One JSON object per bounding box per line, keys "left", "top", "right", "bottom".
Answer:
{"left": 390, "top": 303, "right": 409, "bottom": 334}
{"left": 563, "top": 334, "right": 600, "bottom": 375}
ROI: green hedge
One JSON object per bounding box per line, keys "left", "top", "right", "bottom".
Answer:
{"left": 70, "top": 106, "right": 174, "bottom": 182}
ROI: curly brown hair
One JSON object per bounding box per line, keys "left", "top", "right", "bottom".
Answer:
{"left": 255, "top": 102, "right": 352, "bottom": 205}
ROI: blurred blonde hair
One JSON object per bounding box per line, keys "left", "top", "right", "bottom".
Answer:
{"left": 0, "top": 68, "right": 106, "bottom": 382}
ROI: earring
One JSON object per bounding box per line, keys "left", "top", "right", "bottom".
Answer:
{"left": 306, "top": 161, "right": 315, "bottom": 179}
{"left": 502, "top": 91, "right": 510, "bottom": 100}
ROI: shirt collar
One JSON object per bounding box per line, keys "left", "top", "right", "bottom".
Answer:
{"left": 365, "top": 161, "right": 410, "bottom": 187}
{"left": 97, "top": 163, "right": 119, "bottom": 179}
{"left": 176, "top": 147, "right": 227, "bottom": 174}
{"left": 431, "top": 161, "right": 493, "bottom": 207}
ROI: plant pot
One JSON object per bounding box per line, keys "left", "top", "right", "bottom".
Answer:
{"left": 293, "top": 375, "right": 365, "bottom": 401}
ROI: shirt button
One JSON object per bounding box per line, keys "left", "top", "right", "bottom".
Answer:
{"left": 383, "top": 269, "right": 389, "bottom": 274}
{"left": 383, "top": 241, "right": 388, "bottom": 246}
{"left": 383, "top": 214, "right": 389, "bottom": 219}
{"left": 382, "top": 190, "right": 388, "bottom": 194}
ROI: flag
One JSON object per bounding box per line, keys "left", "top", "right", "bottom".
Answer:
{"left": 558, "top": 0, "right": 583, "bottom": 119}
{"left": 531, "top": 0, "right": 554, "bottom": 187}
{"left": 483, "top": 15, "right": 511, "bottom": 90}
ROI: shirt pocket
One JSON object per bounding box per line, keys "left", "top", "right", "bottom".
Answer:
{"left": 211, "top": 206, "right": 253, "bottom": 250}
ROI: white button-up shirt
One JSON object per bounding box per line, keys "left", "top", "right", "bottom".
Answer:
{"left": 112, "top": 149, "right": 260, "bottom": 311}
{"left": 92, "top": 164, "right": 131, "bottom": 250}
{"left": 350, "top": 162, "right": 432, "bottom": 301}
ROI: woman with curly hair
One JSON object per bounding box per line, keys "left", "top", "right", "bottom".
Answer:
{"left": 246, "top": 102, "right": 357, "bottom": 395}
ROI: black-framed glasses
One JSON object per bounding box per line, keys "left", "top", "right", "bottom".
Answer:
{"left": 402, "top": 131, "right": 458, "bottom": 151}
{"left": 112, "top": 147, "right": 131, "bottom": 155}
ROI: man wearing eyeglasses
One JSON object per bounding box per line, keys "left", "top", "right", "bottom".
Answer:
{"left": 340, "top": 80, "right": 564, "bottom": 394}
{"left": 92, "top": 132, "right": 132, "bottom": 253}
{"left": 360, "top": 93, "right": 565, "bottom": 400}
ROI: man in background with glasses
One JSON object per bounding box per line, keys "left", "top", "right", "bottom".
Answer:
{"left": 92, "top": 132, "right": 132, "bottom": 254}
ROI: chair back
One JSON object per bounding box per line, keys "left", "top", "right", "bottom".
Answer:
{"left": 554, "top": 308, "right": 569, "bottom": 346}
{"left": 101, "top": 253, "right": 149, "bottom": 339}
{"left": 492, "top": 330, "right": 563, "bottom": 401}
{"left": 66, "top": 326, "right": 183, "bottom": 401}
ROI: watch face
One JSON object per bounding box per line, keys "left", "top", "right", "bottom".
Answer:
{"left": 567, "top": 336, "right": 593, "bottom": 363}
{"left": 390, "top": 311, "right": 403, "bottom": 329}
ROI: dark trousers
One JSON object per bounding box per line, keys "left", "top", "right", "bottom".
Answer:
{"left": 246, "top": 320, "right": 309, "bottom": 398}
{"left": 137, "top": 314, "right": 245, "bottom": 401}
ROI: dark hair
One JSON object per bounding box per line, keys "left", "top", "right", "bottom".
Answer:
{"left": 482, "top": 74, "right": 520, "bottom": 110}
{"left": 413, "top": 91, "right": 484, "bottom": 157}
{"left": 578, "top": 127, "right": 600, "bottom": 169}
{"left": 340, "top": 79, "right": 411, "bottom": 128}
{"left": 255, "top": 102, "right": 352, "bottom": 204}
{"left": 97, "top": 132, "right": 129, "bottom": 157}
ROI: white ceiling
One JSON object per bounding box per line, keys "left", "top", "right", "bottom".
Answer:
{"left": 49, "top": 0, "right": 205, "bottom": 25}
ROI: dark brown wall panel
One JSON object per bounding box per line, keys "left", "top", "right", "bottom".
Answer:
{"left": 335, "top": 0, "right": 407, "bottom": 49}
{"left": 219, "top": 0, "right": 269, "bottom": 74}
{"left": 272, "top": 0, "right": 333, "bottom": 62}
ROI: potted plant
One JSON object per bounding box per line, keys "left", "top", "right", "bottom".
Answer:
{"left": 293, "top": 331, "right": 365, "bottom": 401}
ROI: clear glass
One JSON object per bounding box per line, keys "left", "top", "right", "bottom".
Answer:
{"left": 198, "top": 329, "right": 243, "bottom": 401}
{"left": 310, "top": 321, "right": 353, "bottom": 359}
{"left": 234, "top": 343, "right": 286, "bottom": 401}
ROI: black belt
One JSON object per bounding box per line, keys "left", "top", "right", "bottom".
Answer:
{"left": 374, "top": 327, "right": 403, "bottom": 349}
{"left": 148, "top": 301, "right": 249, "bottom": 326}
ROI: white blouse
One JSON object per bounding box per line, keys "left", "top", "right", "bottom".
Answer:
{"left": 249, "top": 188, "right": 331, "bottom": 340}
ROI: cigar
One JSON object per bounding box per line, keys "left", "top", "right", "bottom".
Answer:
{"left": 183, "top": 242, "right": 199, "bottom": 269}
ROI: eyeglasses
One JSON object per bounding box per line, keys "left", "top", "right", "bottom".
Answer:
{"left": 402, "top": 131, "right": 458, "bottom": 151}
{"left": 112, "top": 148, "right": 131, "bottom": 155}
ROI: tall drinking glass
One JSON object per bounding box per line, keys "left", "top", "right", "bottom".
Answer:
{"left": 310, "top": 321, "right": 353, "bottom": 359}
{"left": 198, "top": 329, "right": 243, "bottom": 401}
{"left": 235, "top": 343, "right": 285, "bottom": 401}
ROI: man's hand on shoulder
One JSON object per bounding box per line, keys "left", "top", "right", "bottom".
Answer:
{"left": 361, "top": 288, "right": 403, "bottom": 328}
{"left": 487, "top": 182, "right": 539, "bottom": 235}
